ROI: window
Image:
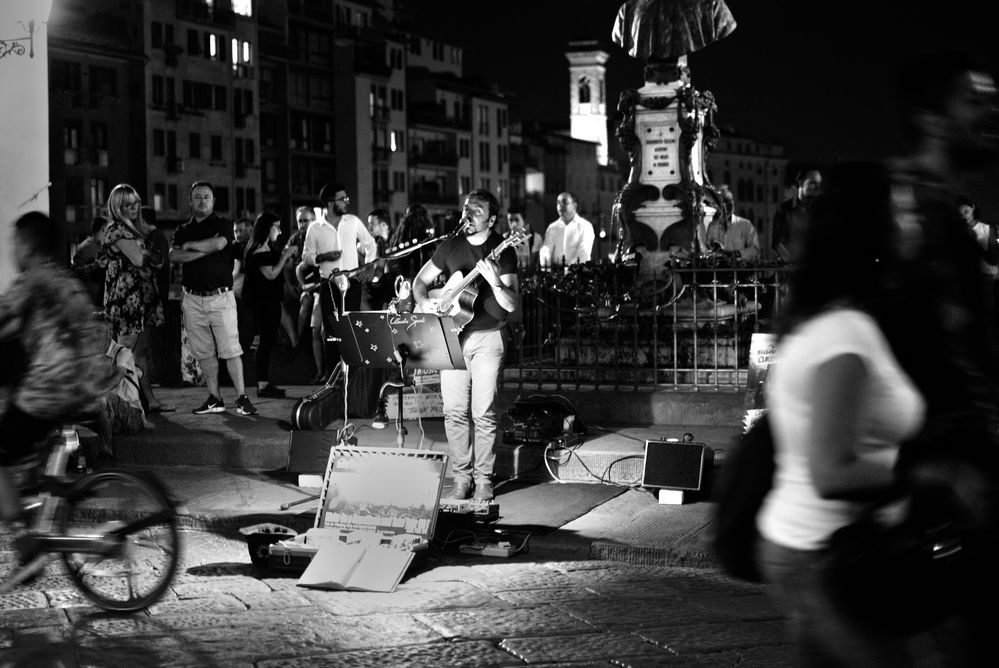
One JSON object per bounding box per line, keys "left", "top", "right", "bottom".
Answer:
{"left": 89, "top": 66, "right": 117, "bottom": 97}
{"left": 389, "top": 47, "right": 403, "bottom": 69}
{"left": 261, "top": 113, "right": 276, "bottom": 148}
{"left": 390, "top": 130, "right": 403, "bottom": 152}
{"left": 152, "top": 129, "right": 165, "bottom": 157}
{"left": 477, "top": 105, "right": 489, "bottom": 135}
{"left": 88, "top": 178, "right": 108, "bottom": 208}
{"left": 210, "top": 135, "right": 223, "bottom": 161}
{"left": 496, "top": 108, "right": 506, "bottom": 137}
{"left": 187, "top": 29, "right": 200, "bottom": 56}
{"left": 189, "top": 132, "right": 201, "bottom": 159}
{"left": 233, "top": 0, "right": 252, "bottom": 16}
{"left": 51, "top": 59, "right": 82, "bottom": 92}
{"left": 213, "top": 85, "right": 227, "bottom": 111}
{"left": 231, "top": 39, "right": 252, "bottom": 73}
{"left": 152, "top": 75, "right": 164, "bottom": 106}
{"left": 214, "top": 187, "right": 230, "bottom": 213}
{"left": 432, "top": 41, "right": 444, "bottom": 60}
{"left": 459, "top": 138, "right": 470, "bottom": 158}
{"left": 578, "top": 78, "right": 591, "bottom": 104}
{"left": 151, "top": 22, "right": 163, "bottom": 49}
{"left": 409, "top": 35, "right": 421, "bottom": 55}
{"left": 91, "top": 121, "right": 108, "bottom": 153}
{"left": 390, "top": 88, "right": 404, "bottom": 111}
{"left": 478, "top": 142, "right": 491, "bottom": 171}
{"left": 460, "top": 176, "right": 470, "bottom": 196}
{"left": 153, "top": 183, "right": 165, "bottom": 211}
{"left": 393, "top": 171, "right": 406, "bottom": 192}
{"left": 64, "top": 120, "right": 81, "bottom": 165}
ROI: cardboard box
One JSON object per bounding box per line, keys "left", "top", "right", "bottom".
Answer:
{"left": 384, "top": 385, "right": 444, "bottom": 418}
{"left": 269, "top": 445, "right": 447, "bottom": 592}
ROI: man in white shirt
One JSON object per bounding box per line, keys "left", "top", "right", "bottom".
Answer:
{"left": 539, "top": 192, "right": 595, "bottom": 268}
{"left": 302, "top": 182, "right": 378, "bottom": 379}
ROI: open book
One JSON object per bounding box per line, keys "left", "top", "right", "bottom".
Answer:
{"left": 297, "top": 543, "right": 415, "bottom": 592}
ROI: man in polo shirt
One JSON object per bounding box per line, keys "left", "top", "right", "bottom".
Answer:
{"left": 169, "top": 181, "right": 257, "bottom": 416}
{"left": 302, "top": 182, "right": 378, "bottom": 377}
{"left": 539, "top": 191, "right": 595, "bottom": 268}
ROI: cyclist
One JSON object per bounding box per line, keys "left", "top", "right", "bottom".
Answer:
{"left": 0, "top": 212, "right": 118, "bottom": 556}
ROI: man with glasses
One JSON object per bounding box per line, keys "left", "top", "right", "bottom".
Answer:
{"left": 169, "top": 181, "right": 257, "bottom": 416}
{"left": 302, "top": 183, "right": 377, "bottom": 380}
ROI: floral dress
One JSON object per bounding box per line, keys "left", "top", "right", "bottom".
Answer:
{"left": 103, "top": 218, "right": 164, "bottom": 340}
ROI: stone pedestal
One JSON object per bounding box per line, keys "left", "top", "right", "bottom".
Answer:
{"left": 613, "top": 76, "right": 719, "bottom": 283}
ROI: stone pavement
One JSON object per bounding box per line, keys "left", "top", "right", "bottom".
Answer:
{"left": 0, "top": 528, "right": 793, "bottom": 667}
{"left": 0, "top": 383, "right": 799, "bottom": 666}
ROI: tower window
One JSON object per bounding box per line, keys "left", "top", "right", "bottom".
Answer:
{"left": 578, "top": 77, "right": 591, "bottom": 104}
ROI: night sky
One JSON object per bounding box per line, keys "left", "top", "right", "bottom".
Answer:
{"left": 406, "top": 1, "right": 997, "bottom": 179}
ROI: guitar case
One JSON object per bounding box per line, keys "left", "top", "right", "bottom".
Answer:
{"left": 289, "top": 364, "right": 387, "bottom": 430}
{"left": 291, "top": 365, "right": 345, "bottom": 431}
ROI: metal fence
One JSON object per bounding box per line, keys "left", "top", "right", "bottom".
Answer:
{"left": 504, "top": 261, "right": 789, "bottom": 392}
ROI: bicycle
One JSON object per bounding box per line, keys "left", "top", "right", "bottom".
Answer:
{"left": 0, "top": 424, "right": 181, "bottom": 612}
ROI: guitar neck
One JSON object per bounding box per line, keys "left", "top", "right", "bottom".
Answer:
{"left": 454, "top": 267, "right": 483, "bottom": 294}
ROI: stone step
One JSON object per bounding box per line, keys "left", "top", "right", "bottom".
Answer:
{"left": 110, "top": 386, "right": 746, "bottom": 484}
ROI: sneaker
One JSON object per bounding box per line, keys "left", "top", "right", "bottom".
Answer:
{"left": 449, "top": 481, "right": 472, "bottom": 500}
{"left": 193, "top": 395, "right": 225, "bottom": 415}
{"left": 473, "top": 480, "right": 494, "bottom": 501}
{"left": 235, "top": 395, "right": 258, "bottom": 416}
{"left": 257, "top": 384, "right": 286, "bottom": 399}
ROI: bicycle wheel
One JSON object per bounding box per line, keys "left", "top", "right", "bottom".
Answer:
{"left": 58, "top": 469, "right": 179, "bottom": 612}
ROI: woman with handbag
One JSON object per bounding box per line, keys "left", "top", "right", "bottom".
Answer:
{"left": 754, "top": 163, "right": 928, "bottom": 666}
{"left": 103, "top": 183, "right": 171, "bottom": 413}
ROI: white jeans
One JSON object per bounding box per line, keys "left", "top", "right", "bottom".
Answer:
{"left": 439, "top": 329, "right": 505, "bottom": 485}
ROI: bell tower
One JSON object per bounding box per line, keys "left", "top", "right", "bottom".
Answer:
{"left": 566, "top": 40, "right": 609, "bottom": 166}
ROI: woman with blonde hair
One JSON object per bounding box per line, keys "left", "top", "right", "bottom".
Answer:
{"left": 103, "top": 183, "right": 171, "bottom": 412}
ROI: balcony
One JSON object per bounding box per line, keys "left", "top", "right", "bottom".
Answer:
{"left": 409, "top": 103, "right": 471, "bottom": 131}
{"left": 175, "top": 0, "right": 234, "bottom": 27}
{"left": 410, "top": 187, "right": 458, "bottom": 206}
{"left": 409, "top": 149, "right": 458, "bottom": 168}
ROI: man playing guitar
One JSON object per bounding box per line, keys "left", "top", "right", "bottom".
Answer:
{"left": 413, "top": 190, "right": 519, "bottom": 501}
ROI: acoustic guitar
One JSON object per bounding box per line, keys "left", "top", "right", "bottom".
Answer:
{"left": 421, "top": 230, "right": 527, "bottom": 331}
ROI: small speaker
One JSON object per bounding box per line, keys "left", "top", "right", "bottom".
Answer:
{"left": 642, "top": 440, "right": 714, "bottom": 491}
{"left": 287, "top": 431, "right": 338, "bottom": 474}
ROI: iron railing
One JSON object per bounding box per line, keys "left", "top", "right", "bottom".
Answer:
{"left": 504, "top": 260, "right": 789, "bottom": 392}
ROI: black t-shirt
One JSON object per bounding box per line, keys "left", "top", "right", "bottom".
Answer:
{"left": 244, "top": 247, "right": 285, "bottom": 304}
{"left": 430, "top": 232, "right": 517, "bottom": 333}
{"left": 172, "top": 213, "right": 234, "bottom": 291}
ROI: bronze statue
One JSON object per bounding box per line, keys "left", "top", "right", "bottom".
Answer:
{"left": 612, "top": 0, "right": 736, "bottom": 83}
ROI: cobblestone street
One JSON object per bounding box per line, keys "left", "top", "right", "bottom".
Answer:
{"left": 1, "top": 528, "right": 792, "bottom": 667}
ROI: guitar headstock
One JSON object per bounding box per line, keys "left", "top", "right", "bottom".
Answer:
{"left": 490, "top": 230, "right": 528, "bottom": 259}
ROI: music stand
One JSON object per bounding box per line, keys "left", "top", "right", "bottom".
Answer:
{"left": 332, "top": 311, "right": 465, "bottom": 447}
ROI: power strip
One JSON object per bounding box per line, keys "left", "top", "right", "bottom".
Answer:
{"left": 459, "top": 541, "right": 515, "bottom": 558}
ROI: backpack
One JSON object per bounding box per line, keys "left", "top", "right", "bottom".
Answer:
{"left": 712, "top": 412, "right": 775, "bottom": 582}
{"left": 502, "top": 394, "right": 586, "bottom": 445}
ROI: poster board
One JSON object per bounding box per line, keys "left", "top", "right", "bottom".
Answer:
{"left": 744, "top": 333, "right": 775, "bottom": 431}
